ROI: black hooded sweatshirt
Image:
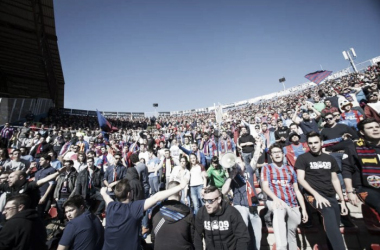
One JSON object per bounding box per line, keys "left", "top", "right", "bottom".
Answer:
{"left": 194, "top": 201, "right": 249, "bottom": 250}
{"left": 151, "top": 200, "right": 194, "bottom": 250}
{"left": 0, "top": 209, "right": 47, "bottom": 250}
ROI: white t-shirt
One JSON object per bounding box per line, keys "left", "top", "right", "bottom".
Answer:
{"left": 170, "top": 166, "right": 190, "bottom": 183}
{"left": 190, "top": 164, "right": 205, "bottom": 187}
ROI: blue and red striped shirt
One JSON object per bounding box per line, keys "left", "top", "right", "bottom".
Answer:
{"left": 261, "top": 163, "right": 299, "bottom": 208}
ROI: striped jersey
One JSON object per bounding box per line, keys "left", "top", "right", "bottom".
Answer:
{"left": 261, "top": 163, "right": 299, "bottom": 207}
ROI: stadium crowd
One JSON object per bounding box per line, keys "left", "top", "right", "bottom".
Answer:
{"left": 0, "top": 63, "right": 380, "bottom": 250}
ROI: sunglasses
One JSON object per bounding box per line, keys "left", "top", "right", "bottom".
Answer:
{"left": 325, "top": 117, "right": 334, "bottom": 121}
{"left": 202, "top": 197, "right": 219, "bottom": 204}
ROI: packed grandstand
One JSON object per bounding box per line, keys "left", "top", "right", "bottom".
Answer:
{"left": 1, "top": 59, "right": 380, "bottom": 250}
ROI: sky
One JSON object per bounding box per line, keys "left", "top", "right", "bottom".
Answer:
{"left": 54, "top": 0, "right": 380, "bottom": 114}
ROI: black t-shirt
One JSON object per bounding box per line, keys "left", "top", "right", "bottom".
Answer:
{"left": 295, "top": 152, "right": 339, "bottom": 197}
{"left": 238, "top": 134, "right": 255, "bottom": 153}
{"left": 275, "top": 126, "right": 289, "bottom": 148}
{"left": 320, "top": 124, "right": 358, "bottom": 151}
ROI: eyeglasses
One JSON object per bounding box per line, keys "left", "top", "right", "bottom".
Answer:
{"left": 202, "top": 197, "right": 219, "bottom": 204}
{"left": 3, "top": 206, "right": 16, "bottom": 212}
{"left": 333, "top": 114, "right": 340, "bottom": 117}
{"left": 271, "top": 151, "right": 283, "bottom": 155}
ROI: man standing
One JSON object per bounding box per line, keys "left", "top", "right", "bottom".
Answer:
{"left": 74, "top": 157, "right": 104, "bottom": 219}
{"left": 218, "top": 130, "right": 236, "bottom": 156}
{"left": 200, "top": 132, "right": 217, "bottom": 169}
{"left": 0, "top": 195, "right": 47, "bottom": 250}
{"left": 194, "top": 185, "right": 249, "bottom": 250}
{"left": 295, "top": 132, "right": 348, "bottom": 250}
{"left": 261, "top": 143, "right": 308, "bottom": 250}
{"left": 34, "top": 154, "right": 57, "bottom": 218}
{"left": 320, "top": 112, "right": 358, "bottom": 192}
{"left": 151, "top": 181, "right": 195, "bottom": 250}
{"left": 222, "top": 148, "right": 263, "bottom": 250}
{"left": 274, "top": 119, "right": 289, "bottom": 148}
{"left": 76, "top": 135, "right": 89, "bottom": 153}
{"left": 103, "top": 153, "right": 127, "bottom": 198}
{"left": 0, "top": 123, "right": 14, "bottom": 148}
{"left": 156, "top": 149, "right": 180, "bottom": 189}
{"left": 283, "top": 132, "right": 309, "bottom": 167}
{"left": 292, "top": 105, "right": 321, "bottom": 135}
{"left": 238, "top": 126, "right": 255, "bottom": 169}
{"left": 100, "top": 178, "right": 188, "bottom": 250}
{"left": 179, "top": 142, "right": 206, "bottom": 167}
{"left": 54, "top": 160, "right": 78, "bottom": 222}
{"left": 342, "top": 118, "right": 380, "bottom": 215}
{"left": 57, "top": 195, "right": 104, "bottom": 250}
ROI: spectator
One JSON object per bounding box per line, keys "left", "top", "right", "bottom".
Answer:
{"left": 57, "top": 195, "right": 104, "bottom": 250}
{"left": 0, "top": 195, "right": 47, "bottom": 250}
{"left": 150, "top": 181, "right": 195, "bottom": 250}
{"left": 100, "top": 178, "right": 187, "bottom": 250}
{"left": 194, "top": 186, "right": 250, "bottom": 250}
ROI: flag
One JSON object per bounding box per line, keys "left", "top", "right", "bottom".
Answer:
{"left": 96, "top": 110, "right": 112, "bottom": 132}
{"left": 305, "top": 70, "right": 332, "bottom": 85}
{"left": 215, "top": 104, "right": 223, "bottom": 124}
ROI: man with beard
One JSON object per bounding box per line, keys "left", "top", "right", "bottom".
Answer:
{"left": 342, "top": 118, "right": 380, "bottom": 215}
{"left": 218, "top": 130, "right": 236, "bottom": 156}
{"left": 292, "top": 105, "right": 321, "bottom": 135}
{"left": 295, "top": 132, "right": 348, "bottom": 250}
{"left": 283, "top": 132, "right": 309, "bottom": 167}
{"left": 285, "top": 123, "right": 306, "bottom": 146}
{"left": 194, "top": 186, "right": 249, "bottom": 250}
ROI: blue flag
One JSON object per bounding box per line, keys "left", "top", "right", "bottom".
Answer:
{"left": 96, "top": 110, "right": 112, "bottom": 132}
{"left": 305, "top": 70, "right": 332, "bottom": 85}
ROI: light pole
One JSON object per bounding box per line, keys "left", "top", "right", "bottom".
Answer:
{"left": 153, "top": 103, "right": 158, "bottom": 117}
{"left": 279, "top": 77, "right": 286, "bottom": 91}
{"left": 342, "top": 48, "right": 358, "bottom": 73}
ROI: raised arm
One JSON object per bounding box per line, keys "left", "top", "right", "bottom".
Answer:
{"left": 143, "top": 178, "right": 188, "bottom": 211}
{"left": 36, "top": 168, "right": 65, "bottom": 186}
{"left": 292, "top": 106, "right": 300, "bottom": 125}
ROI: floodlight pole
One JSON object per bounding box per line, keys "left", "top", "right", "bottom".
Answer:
{"left": 279, "top": 77, "right": 286, "bottom": 91}
{"left": 342, "top": 48, "right": 358, "bottom": 73}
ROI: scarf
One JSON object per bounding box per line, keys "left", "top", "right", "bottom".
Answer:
{"left": 161, "top": 157, "right": 175, "bottom": 182}
{"left": 354, "top": 139, "right": 380, "bottom": 189}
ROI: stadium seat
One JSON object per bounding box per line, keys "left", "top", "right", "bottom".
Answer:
{"left": 48, "top": 206, "right": 58, "bottom": 219}
{"left": 371, "top": 244, "right": 380, "bottom": 250}
{"left": 361, "top": 204, "right": 380, "bottom": 235}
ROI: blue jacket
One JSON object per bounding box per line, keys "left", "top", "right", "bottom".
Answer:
{"left": 179, "top": 145, "right": 206, "bottom": 167}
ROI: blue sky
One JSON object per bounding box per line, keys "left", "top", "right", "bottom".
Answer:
{"left": 54, "top": 0, "right": 380, "bottom": 113}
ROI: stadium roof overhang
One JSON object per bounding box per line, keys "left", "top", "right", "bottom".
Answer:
{"left": 0, "top": 0, "right": 65, "bottom": 108}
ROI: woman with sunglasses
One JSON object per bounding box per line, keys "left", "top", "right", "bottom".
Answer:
{"left": 189, "top": 153, "right": 207, "bottom": 215}
{"left": 169, "top": 157, "right": 190, "bottom": 205}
